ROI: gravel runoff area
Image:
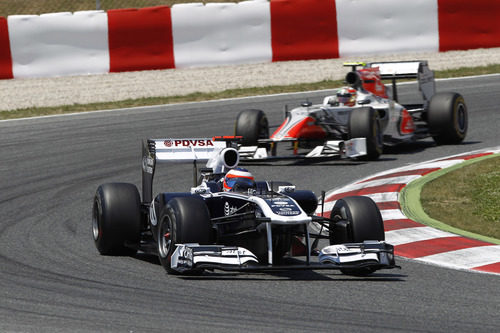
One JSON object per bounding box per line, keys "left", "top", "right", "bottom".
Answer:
{"left": 1, "top": 47, "right": 500, "bottom": 111}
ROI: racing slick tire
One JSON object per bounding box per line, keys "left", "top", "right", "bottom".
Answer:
{"left": 235, "top": 109, "right": 269, "bottom": 146}
{"left": 349, "top": 107, "right": 383, "bottom": 160}
{"left": 92, "top": 183, "right": 141, "bottom": 256}
{"left": 427, "top": 92, "right": 468, "bottom": 145}
{"left": 157, "top": 196, "right": 213, "bottom": 274}
{"left": 329, "top": 196, "right": 385, "bottom": 276}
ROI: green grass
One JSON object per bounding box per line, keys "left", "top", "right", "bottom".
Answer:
{"left": 421, "top": 156, "right": 500, "bottom": 240}
{"left": 434, "top": 64, "right": 500, "bottom": 78}
{"left": 0, "top": 79, "right": 344, "bottom": 119}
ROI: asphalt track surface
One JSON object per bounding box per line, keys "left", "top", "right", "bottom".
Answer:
{"left": 1, "top": 76, "right": 499, "bottom": 332}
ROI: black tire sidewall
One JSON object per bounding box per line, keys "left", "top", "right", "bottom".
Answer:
{"left": 349, "top": 107, "right": 383, "bottom": 160}
{"left": 92, "top": 183, "right": 141, "bottom": 255}
{"left": 235, "top": 109, "right": 269, "bottom": 146}
{"left": 330, "top": 196, "right": 385, "bottom": 243}
{"left": 157, "top": 196, "right": 213, "bottom": 273}
{"left": 329, "top": 196, "right": 385, "bottom": 276}
{"left": 157, "top": 204, "right": 177, "bottom": 273}
{"left": 428, "top": 92, "right": 468, "bottom": 144}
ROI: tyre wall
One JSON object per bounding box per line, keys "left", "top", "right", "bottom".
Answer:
{"left": 1, "top": 0, "right": 499, "bottom": 79}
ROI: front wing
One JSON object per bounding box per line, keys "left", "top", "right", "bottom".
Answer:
{"left": 170, "top": 241, "right": 397, "bottom": 273}
{"left": 238, "top": 138, "right": 367, "bottom": 161}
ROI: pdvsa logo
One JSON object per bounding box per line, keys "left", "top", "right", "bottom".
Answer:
{"left": 164, "top": 139, "right": 214, "bottom": 147}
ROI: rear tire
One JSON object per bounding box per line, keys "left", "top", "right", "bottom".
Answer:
{"left": 349, "top": 107, "right": 383, "bottom": 160}
{"left": 92, "top": 183, "right": 141, "bottom": 256}
{"left": 329, "top": 196, "right": 385, "bottom": 276}
{"left": 428, "top": 92, "right": 468, "bottom": 144}
{"left": 157, "top": 197, "right": 213, "bottom": 274}
{"left": 235, "top": 109, "right": 269, "bottom": 146}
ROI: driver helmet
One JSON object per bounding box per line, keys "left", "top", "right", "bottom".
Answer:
{"left": 223, "top": 168, "right": 255, "bottom": 192}
{"left": 337, "top": 87, "right": 357, "bottom": 106}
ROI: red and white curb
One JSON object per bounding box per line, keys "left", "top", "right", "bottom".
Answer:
{"left": 316, "top": 147, "right": 500, "bottom": 275}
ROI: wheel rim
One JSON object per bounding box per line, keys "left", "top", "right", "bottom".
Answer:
{"left": 456, "top": 103, "right": 467, "bottom": 134}
{"left": 158, "top": 216, "right": 172, "bottom": 258}
{"left": 92, "top": 202, "right": 100, "bottom": 241}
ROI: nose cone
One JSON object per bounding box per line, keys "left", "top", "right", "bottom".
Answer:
{"left": 271, "top": 115, "right": 326, "bottom": 140}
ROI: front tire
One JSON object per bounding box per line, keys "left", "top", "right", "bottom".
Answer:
{"left": 92, "top": 183, "right": 141, "bottom": 256}
{"left": 329, "top": 196, "right": 385, "bottom": 276}
{"left": 427, "top": 92, "right": 468, "bottom": 144}
{"left": 157, "top": 197, "right": 213, "bottom": 274}
{"left": 349, "top": 107, "right": 383, "bottom": 160}
{"left": 235, "top": 109, "right": 269, "bottom": 146}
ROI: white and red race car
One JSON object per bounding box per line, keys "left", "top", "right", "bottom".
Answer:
{"left": 235, "top": 61, "right": 468, "bottom": 160}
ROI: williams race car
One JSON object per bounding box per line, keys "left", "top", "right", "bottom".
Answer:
{"left": 92, "top": 137, "right": 398, "bottom": 276}
{"left": 235, "top": 60, "right": 468, "bottom": 160}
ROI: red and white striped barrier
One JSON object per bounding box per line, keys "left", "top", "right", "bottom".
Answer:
{"left": 1, "top": 0, "right": 500, "bottom": 79}
{"left": 317, "top": 148, "right": 500, "bottom": 275}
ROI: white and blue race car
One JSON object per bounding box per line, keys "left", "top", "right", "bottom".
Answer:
{"left": 92, "top": 137, "right": 398, "bottom": 276}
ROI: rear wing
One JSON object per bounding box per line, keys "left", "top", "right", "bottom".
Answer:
{"left": 368, "top": 61, "right": 426, "bottom": 79}
{"left": 366, "top": 60, "right": 435, "bottom": 108}
{"left": 148, "top": 138, "right": 228, "bottom": 163}
{"left": 141, "top": 137, "right": 240, "bottom": 202}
